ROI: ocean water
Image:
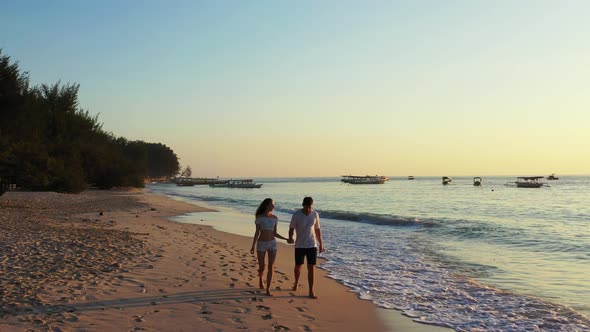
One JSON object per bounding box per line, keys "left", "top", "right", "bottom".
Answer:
{"left": 148, "top": 176, "right": 590, "bottom": 331}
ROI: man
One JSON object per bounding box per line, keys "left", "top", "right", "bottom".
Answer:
{"left": 288, "top": 196, "right": 323, "bottom": 299}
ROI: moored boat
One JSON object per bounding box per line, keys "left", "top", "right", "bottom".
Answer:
{"left": 506, "top": 176, "right": 548, "bottom": 188}
{"left": 341, "top": 175, "right": 389, "bottom": 184}
{"left": 473, "top": 177, "right": 482, "bottom": 186}
{"left": 209, "top": 179, "right": 262, "bottom": 188}
{"left": 442, "top": 176, "right": 452, "bottom": 185}
{"left": 547, "top": 174, "right": 559, "bottom": 180}
{"left": 173, "top": 177, "right": 227, "bottom": 186}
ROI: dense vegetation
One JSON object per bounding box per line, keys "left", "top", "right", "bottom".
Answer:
{"left": 0, "top": 50, "right": 180, "bottom": 193}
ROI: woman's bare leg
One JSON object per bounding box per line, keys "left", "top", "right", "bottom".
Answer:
{"left": 256, "top": 251, "right": 266, "bottom": 289}
{"left": 266, "top": 250, "right": 277, "bottom": 296}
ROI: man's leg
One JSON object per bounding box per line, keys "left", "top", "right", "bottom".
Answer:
{"left": 307, "top": 264, "right": 317, "bottom": 298}
{"left": 293, "top": 248, "right": 304, "bottom": 291}
{"left": 293, "top": 264, "right": 302, "bottom": 291}
{"left": 306, "top": 248, "right": 318, "bottom": 298}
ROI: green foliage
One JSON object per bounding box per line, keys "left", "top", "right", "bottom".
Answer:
{"left": 0, "top": 49, "right": 180, "bottom": 192}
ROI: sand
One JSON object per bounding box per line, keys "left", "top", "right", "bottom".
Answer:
{"left": 0, "top": 189, "right": 447, "bottom": 332}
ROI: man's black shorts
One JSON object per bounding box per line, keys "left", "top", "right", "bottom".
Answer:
{"left": 295, "top": 247, "right": 317, "bottom": 265}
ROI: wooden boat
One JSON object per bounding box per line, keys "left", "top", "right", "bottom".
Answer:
{"left": 506, "top": 176, "right": 548, "bottom": 188}
{"left": 473, "top": 177, "right": 482, "bottom": 186}
{"left": 547, "top": 174, "right": 559, "bottom": 180}
{"left": 341, "top": 175, "right": 389, "bottom": 184}
{"left": 210, "top": 179, "right": 262, "bottom": 188}
{"left": 408, "top": 176, "right": 415, "bottom": 180}
{"left": 442, "top": 176, "right": 452, "bottom": 185}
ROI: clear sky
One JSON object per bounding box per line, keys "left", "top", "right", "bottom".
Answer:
{"left": 2, "top": 1, "right": 589, "bottom": 177}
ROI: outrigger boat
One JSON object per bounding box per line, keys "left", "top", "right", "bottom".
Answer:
{"left": 506, "top": 176, "right": 548, "bottom": 188}
{"left": 547, "top": 174, "right": 559, "bottom": 180}
{"left": 341, "top": 175, "right": 389, "bottom": 184}
{"left": 408, "top": 176, "right": 415, "bottom": 180}
{"left": 209, "top": 179, "right": 262, "bottom": 188}
{"left": 442, "top": 176, "right": 452, "bottom": 185}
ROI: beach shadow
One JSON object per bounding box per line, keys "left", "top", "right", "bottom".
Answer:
{"left": 12, "top": 288, "right": 300, "bottom": 316}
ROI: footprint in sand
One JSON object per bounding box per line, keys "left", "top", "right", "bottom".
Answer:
{"left": 303, "top": 325, "right": 312, "bottom": 331}
{"left": 295, "top": 307, "right": 305, "bottom": 312}
{"left": 301, "top": 314, "right": 316, "bottom": 322}
{"left": 272, "top": 323, "right": 290, "bottom": 331}
{"left": 256, "top": 305, "right": 270, "bottom": 311}
{"left": 261, "top": 314, "right": 273, "bottom": 320}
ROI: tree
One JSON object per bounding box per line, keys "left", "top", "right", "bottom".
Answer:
{"left": 0, "top": 49, "right": 181, "bottom": 192}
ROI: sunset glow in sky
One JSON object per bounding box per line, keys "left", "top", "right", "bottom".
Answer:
{"left": 2, "top": 1, "right": 589, "bottom": 177}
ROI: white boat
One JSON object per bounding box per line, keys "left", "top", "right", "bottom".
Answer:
{"left": 506, "top": 176, "right": 548, "bottom": 188}
{"left": 209, "top": 179, "right": 262, "bottom": 188}
{"left": 341, "top": 175, "right": 389, "bottom": 184}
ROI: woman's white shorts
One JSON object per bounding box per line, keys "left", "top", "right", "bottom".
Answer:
{"left": 256, "top": 239, "right": 277, "bottom": 252}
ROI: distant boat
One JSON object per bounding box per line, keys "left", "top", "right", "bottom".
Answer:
{"left": 442, "top": 176, "right": 452, "bottom": 185}
{"left": 547, "top": 174, "right": 559, "bottom": 180}
{"left": 408, "top": 176, "right": 415, "bottom": 180}
{"left": 174, "top": 177, "right": 227, "bottom": 186}
{"left": 473, "top": 177, "right": 482, "bottom": 186}
{"left": 341, "top": 175, "right": 389, "bottom": 184}
{"left": 506, "top": 176, "right": 548, "bottom": 188}
{"left": 209, "top": 179, "right": 262, "bottom": 188}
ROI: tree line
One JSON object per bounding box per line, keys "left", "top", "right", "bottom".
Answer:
{"left": 0, "top": 49, "right": 180, "bottom": 193}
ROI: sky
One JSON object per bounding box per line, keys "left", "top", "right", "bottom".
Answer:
{"left": 1, "top": 0, "right": 589, "bottom": 177}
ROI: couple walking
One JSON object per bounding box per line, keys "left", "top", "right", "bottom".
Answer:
{"left": 249, "top": 196, "right": 323, "bottom": 298}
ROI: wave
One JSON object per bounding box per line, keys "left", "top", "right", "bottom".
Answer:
{"left": 318, "top": 209, "right": 427, "bottom": 227}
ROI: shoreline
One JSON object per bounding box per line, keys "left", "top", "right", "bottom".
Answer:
{"left": 0, "top": 189, "right": 449, "bottom": 331}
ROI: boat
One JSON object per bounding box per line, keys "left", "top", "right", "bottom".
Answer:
{"left": 547, "top": 174, "right": 559, "bottom": 180}
{"left": 341, "top": 175, "right": 389, "bottom": 184}
{"left": 408, "top": 176, "right": 415, "bottom": 180}
{"left": 506, "top": 176, "right": 548, "bottom": 188}
{"left": 209, "top": 179, "right": 262, "bottom": 188}
{"left": 473, "top": 177, "right": 482, "bottom": 186}
{"left": 442, "top": 176, "right": 452, "bottom": 185}
{"left": 173, "top": 177, "right": 227, "bottom": 186}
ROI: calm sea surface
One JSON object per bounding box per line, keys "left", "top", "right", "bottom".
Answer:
{"left": 148, "top": 176, "right": 590, "bottom": 331}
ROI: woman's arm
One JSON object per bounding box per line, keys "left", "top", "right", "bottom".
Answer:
{"left": 250, "top": 224, "right": 261, "bottom": 254}
{"left": 273, "top": 223, "right": 288, "bottom": 241}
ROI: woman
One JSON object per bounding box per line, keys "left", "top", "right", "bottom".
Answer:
{"left": 250, "top": 198, "right": 289, "bottom": 296}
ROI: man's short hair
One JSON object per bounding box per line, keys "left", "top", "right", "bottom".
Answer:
{"left": 302, "top": 196, "right": 313, "bottom": 206}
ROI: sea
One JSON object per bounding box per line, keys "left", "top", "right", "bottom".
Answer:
{"left": 147, "top": 175, "right": 590, "bottom": 332}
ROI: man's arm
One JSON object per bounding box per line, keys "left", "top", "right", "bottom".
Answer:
{"left": 288, "top": 228, "right": 295, "bottom": 244}
{"left": 315, "top": 228, "right": 323, "bottom": 253}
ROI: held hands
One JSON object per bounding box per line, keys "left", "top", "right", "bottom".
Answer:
{"left": 287, "top": 238, "right": 294, "bottom": 244}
